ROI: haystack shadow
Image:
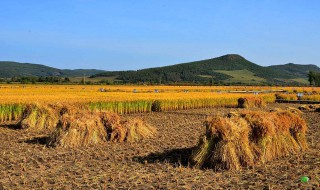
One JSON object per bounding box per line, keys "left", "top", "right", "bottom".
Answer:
{"left": 162, "top": 111, "right": 209, "bottom": 117}
{"left": 0, "top": 124, "right": 21, "bottom": 130}
{"left": 133, "top": 147, "right": 195, "bottom": 167}
{"left": 20, "top": 136, "right": 49, "bottom": 145}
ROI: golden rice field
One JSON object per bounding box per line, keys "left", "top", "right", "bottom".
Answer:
{"left": 1, "top": 84, "right": 319, "bottom": 103}
{"left": 0, "top": 84, "right": 319, "bottom": 122}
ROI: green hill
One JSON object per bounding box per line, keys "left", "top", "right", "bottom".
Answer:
{"left": 92, "top": 54, "right": 318, "bottom": 85}
{"left": 268, "top": 63, "right": 320, "bottom": 78}
{"left": 1, "top": 55, "right": 319, "bottom": 85}
{"left": 0, "top": 61, "right": 105, "bottom": 78}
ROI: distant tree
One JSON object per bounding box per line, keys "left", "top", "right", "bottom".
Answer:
{"left": 63, "top": 77, "right": 70, "bottom": 83}
{"left": 308, "top": 71, "right": 320, "bottom": 86}
{"left": 38, "top": 76, "right": 46, "bottom": 82}
{"left": 11, "top": 76, "right": 18, "bottom": 82}
{"left": 308, "top": 71, "right": 315, "bottom": 86}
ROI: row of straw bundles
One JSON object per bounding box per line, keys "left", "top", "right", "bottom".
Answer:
{"left": 14, "top": 104, "right": 156, "bottom": 148}
{"left": 191, "top": 110, "right": 307, "bottom": 170}
{"left": 46, "top": 110, "right": 156, "bottom": 148}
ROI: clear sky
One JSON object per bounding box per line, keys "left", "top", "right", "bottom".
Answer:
{"left": 0, "top": 0, "right": 319, "bottom": 70}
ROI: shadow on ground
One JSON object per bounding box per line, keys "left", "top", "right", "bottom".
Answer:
{"left": 133, "top": 147, "right": 195, "bottom": 167}
{"left": 0, "top": 124, "right": 21, "bottom": 130}
{"left": 19, "top": 136, "right": 49, "bottom": 145}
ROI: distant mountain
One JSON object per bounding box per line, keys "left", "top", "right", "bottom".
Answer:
{"left": 92, "top": 54, "right": 319, "bottom": 85}
{"left": 0, "top": 61, "right": 105, "bottom": 78}
{"left": 1, "top": 55, "right": 319, "bottom": 85}
{"left": 268, "top": 63, "right": 320, "bottom": 78}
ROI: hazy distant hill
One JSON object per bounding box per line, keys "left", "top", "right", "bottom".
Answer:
{"left": 1, "top": 55, "right": 319, "bottom": 85}
{"left": 268, "top": 63, "right": 320, "bottom": 78}
{"left": 92, "top": 54, "right": 319, "bottom": 85}
{"left": 0, "top": 61, "right": 105, "bottom": 78}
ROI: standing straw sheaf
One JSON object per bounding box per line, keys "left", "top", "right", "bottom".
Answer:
{"left": 237, "top": 97, "right": 265, "bottom": 108}
{"left": 18, "top": 104, "right": 59, "bottom": 131}
{"left": 47, "top": 110, "right": 156, "bottom": 148}
{"left": 191, "top": 110, "right": 308, "bottom": 170}
{"left": 47, "top": 111, "right": 107, "bottom": 148}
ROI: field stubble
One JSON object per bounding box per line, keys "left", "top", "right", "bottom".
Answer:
{"left": 0, "top": 103, "right": 319, "bottom": 189}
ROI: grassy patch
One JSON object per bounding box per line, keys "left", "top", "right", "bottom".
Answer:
{"left": 289, "top": 78, "right": 309, "bottom": 84}
{"left": 70, "top": 76, "right": 118, "bottom": 83}
{"left": 214, "top": 69, "right": 266, "bottom": 84}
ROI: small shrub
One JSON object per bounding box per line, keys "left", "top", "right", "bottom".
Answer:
{"left": 151, "top": 100, "right": 162, "bottom": 112}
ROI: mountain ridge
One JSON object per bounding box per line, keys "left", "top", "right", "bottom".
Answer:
{"left": 0, "top": 61, "right": 106, "bottom": 78}
{"left": 1, "top": 54, "right": 319, "bottom": 85}
{"left": 92, "top": 54, "right": 318, "bottom": 85}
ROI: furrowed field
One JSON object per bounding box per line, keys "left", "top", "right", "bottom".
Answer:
{"left": 0, "top": 84, "right": 319, "bottom": 189}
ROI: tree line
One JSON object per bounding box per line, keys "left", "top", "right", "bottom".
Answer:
{"left": 0, "top": 71, "right": 319, "bottom": 86}
{"left": 10, "top": 76, "right": 71, "bottom": 84}
{"left": 0, "top": 76, "right": 71, "bottom": 84}
{"left": 0, "top": 76, "right": 113, "bottom": 85}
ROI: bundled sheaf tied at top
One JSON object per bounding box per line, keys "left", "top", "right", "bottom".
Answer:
{"left": 47, "top": 109, "right": 156, "bottom": 148}
{"left": 191, "top": 110, "right": 308, "bottom": 170}
{"left": 18, "top": 104, "right": 59, "bottom": 131}
{"left": 237, "top": 97, "right": 265, "bottom": 108}
{"left": 11, "top": 103, "right": 156, "bottom": 148}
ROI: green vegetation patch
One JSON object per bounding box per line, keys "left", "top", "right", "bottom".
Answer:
{"left": 70, "top": 76, "right": 118, "bottom": 83}
{"left": 289, "top": 78, "right": 309, "bottom": 84}
{"left": 214, "top": 69, "right": 266, "bottom": 84}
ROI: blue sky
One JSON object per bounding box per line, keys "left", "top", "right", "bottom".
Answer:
{"left": 0, "top": 0, "right": 319, "bottom": 70}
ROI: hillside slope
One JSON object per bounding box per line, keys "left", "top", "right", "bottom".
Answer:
{"left": 1, "top": 55, "right": 319, "bottom": 85}
{"left": 0, "top": 61, "right": 105, "bottom": 78}
{"left": 93, "top": 54, "right": 315, "bottom": 84}
{"left": 268, "top": 63, "right": 320, "bottom": 78}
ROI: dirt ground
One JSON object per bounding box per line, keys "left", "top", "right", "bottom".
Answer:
{"left": 0, "top": 103, "right": 319, "bottom": 189}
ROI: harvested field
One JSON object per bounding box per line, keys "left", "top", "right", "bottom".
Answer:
{"left": 0, "top": 103, "right": 319, "bottom": 189}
